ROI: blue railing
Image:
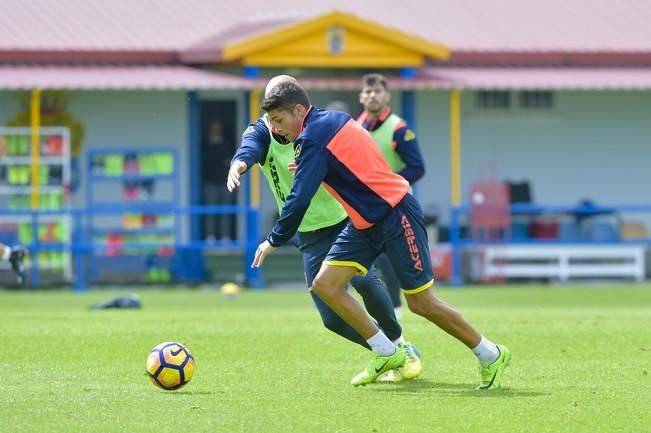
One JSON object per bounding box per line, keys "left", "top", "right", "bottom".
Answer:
{"left": 0, "top": 205, "right": 262, "bottom": 290}
{"left": 449, "top": 204, "right": 651, "bottom": 285}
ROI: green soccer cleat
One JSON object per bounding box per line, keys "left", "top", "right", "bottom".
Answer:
{"left": 399, "top": 342, "right": 422, "bottom": 380}
{"left": 377, "top": 368, "right": 403, "bottom": 383}
{"left": 351, "top": 346, "right": 406, "bottom": 387}
{"left": 478, "top": 344, "right": 511, "bottom": 390}
{"left": 373, "top": 342, "right": 422, "bottom": 383}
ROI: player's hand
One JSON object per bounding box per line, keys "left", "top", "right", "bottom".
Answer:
{"left": 227, "top": 160, "right": 248, "bottom": 192}
{"left": 252, "top": 240, "right": 276, "bottom": 268}
{"left": 287, "top": 161, "right": 297, "bottom": 173}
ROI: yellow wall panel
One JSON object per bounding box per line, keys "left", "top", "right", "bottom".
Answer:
{"left": 245, "top": 53, "right": 423, "bottom": 67}
{"left": 242, "top": 26, "right": 425, "bottom": 67}
{"left": 223, "top": 11, "right": 449, "bottom": 66}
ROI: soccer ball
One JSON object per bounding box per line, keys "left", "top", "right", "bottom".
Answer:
{"left": 220, "top": 282, "right": 241, "bottom": 298}
{"left": 146, "top": 342, "right": 195, "bottom": 390}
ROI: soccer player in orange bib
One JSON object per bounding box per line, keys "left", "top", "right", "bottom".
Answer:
{"left": 252, "top": 75, "right": 510, "bottom": 389}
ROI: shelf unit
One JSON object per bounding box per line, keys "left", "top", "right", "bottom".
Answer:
{"left": 85, "top": 147, "right": 179, "bottom": 282}
{"left": 0, "top": 126, "right": 72, "bottom": 280}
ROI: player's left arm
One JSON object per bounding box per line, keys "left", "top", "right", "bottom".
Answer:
{"left": 393, "top": 125, "right": 425, "bottom": 184}
{"left": 252, "top": 137, "right": 328, "bottom": 267}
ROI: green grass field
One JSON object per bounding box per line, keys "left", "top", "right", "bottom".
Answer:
{"left": 2, "top": 285, "right": 651, "bottom": 433}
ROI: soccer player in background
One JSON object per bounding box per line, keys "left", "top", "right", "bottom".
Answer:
{"left": 252, "top": 75, "right": 511, "bottom": 389}
{"left": 226, "top": 78, "right": 422, "bottom": 382}
{"left": 0, "top": 135, "right": 28, "bottom": 284}
{"left": 358, "top": 73, "right": 426, "bottom": 319}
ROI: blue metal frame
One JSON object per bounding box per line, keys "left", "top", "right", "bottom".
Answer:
{"left": 2, "top": 205, "right": 260, "bottom": 289}
{"left": 187, "top": 91, "right": 201, "bottom": 242}
{"left": 4, "top": 202, "right": 649, "bottom": 289}
{"left": 243, "top": 66, "right": 260, "bottom": 79}
{"left": 399, "top": 67, "right": 417, "bottom": 129}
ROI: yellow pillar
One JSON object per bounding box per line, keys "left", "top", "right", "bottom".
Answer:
{"left": 450, "top": 89, "right": 461, "bottom": 206}
{"left": 30, "top": 89, "right": 42, "bottom": 209}
{"left": 249, "top": 88, "right": 261, "bottom": 206}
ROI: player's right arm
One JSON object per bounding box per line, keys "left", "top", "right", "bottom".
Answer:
{"left": 227, "top": 120, "right": 271, "bottom": 192}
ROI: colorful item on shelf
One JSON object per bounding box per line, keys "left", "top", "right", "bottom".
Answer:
{"left": 46, "top": 135, "right": 64, "bottom": 155}
{"left": 155, "top": 152, "right": 174, "bottom": 174}
{"left": 141, "top": 214, "right": 157, "bottom": 226}
{"left": 122, "top": 181, "right": 140, "bottom": 200}
{"left": 7, "top": 135, "right": 18, "bottom": 155}
{"left": 17, "top": 135, "right": 29, "bottom": 155}
{"left": 122, "top": 213, "right": 143, "bottom": 230}
{"left": 123, "top": 153, "right": 139, "bottom": 173}
{"left": 106, "top": 233, "right": 124, "bottom": 256}
{"left": 104, "top": 154, "right": 124, "bottom": 176}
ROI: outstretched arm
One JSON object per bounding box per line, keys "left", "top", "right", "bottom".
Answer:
{"left": 226, "top": 120, "right": 271, "bottom": 192}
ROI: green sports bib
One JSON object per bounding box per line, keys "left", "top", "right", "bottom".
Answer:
{"left": 259, "top": 118, "right": 347, "bottom": 232}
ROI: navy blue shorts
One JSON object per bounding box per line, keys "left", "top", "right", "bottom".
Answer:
{"left": 294, "top": 218, "right": 348, "bottom": 288}
{"left": 323, "top": 194, "right": 434, "bottom": 294}
{"left": 294, "top": 218, "right": 383, "bottom": 287}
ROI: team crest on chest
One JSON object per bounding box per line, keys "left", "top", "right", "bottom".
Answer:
{"left": 404, "top": 129, "right": 416, "bottom": 141}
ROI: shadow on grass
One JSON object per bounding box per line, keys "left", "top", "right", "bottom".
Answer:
{"left": 365, "top": 379, "right": 548, "bottom": 398}
{"left": 165, "top": 391, "right": 215, "bottom": 395}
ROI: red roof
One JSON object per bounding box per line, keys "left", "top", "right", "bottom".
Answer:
{"left": 301, "top": 68, "right": 651, "bottom": 90}
{"left": 3, "top": 65, "right": 651, "bottom": 90}
{"left": 1, "top": 0, "right": 650, "bottom": 55}
{"left": 417, "top": 67, "right": 651, "bottom": 90}
{"left": 0, "top": 65, "right": 253, "bottom": 90}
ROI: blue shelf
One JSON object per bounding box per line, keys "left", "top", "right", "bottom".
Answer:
{"left": 87, "top": 146, "right": 176, "bottom": 155}
{"left": 88, "top": 202, "right": 176, "bottom": 211}
{"left": 85, "top": 147, "right": 181, "bottom": 281}
{"left": 91, "top": 227, "right": 175, "bottom": 235}
{"left": 88, "top": 173, "right": 174, "bottom": 181}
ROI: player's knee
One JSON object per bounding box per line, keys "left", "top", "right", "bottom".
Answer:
{"left": 405, "top": 292, "right": 437, "bottom": 317}
{"left": 312, "top": 268, "right": 352, "bottom": 299}
{"left": 312, "top": 274, "right": 337, "bottom": 298}
{"left": 405, "top": 296, "right": 426, "bottom": 316}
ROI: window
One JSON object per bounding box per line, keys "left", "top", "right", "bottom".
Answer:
{"left": 476, "top": 91, "right": 511, "bottom": 110}
{"left": 519, "top": 91, "right": 554, "bottom": 110}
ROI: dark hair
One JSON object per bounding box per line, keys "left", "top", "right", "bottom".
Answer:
{"left": 261, "top": 81, "right": 310, "bottom": 113}
{"left": 362, "top": 73, "right": 388, "bottom": 90}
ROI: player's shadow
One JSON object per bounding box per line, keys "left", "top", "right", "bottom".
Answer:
{"left": 368, "top": 379, "right": 548, "bottom": 398}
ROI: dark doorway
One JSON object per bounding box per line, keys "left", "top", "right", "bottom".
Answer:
{"left": 200, "top": 100, "right": 237, "bottom": 241}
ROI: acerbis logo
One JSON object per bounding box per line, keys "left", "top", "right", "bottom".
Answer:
{"left": 401, "top": 215, "right": 423, "bottom": 271}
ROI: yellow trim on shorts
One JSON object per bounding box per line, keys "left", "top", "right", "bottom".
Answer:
{"left": 322, "top": 260, "right": 368, "bottom": 276}
{"left": 402, "top": 279, "right": 434, "bottom": 295}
